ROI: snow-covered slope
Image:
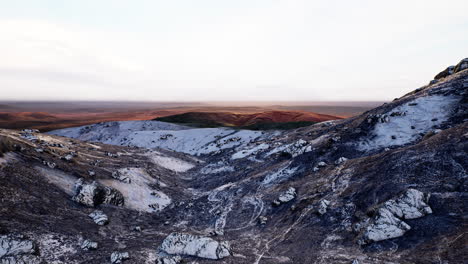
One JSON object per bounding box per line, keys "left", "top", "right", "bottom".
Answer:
{"left": 50, "top": 121, "right": 272, "bottom": 156}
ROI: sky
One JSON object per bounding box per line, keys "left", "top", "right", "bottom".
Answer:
{"left": 0, "top": 0, "right": 467, "bottom": 102}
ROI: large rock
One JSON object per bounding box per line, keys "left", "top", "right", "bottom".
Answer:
{"left": 0, "top": 235, "right": 39, "bottom": 263}
{"left": 80, "top": 239, "right": 98, "bottom": 250}
{"left": 72, "top": 179, "right": 124, "bottom": 207}
{"left": 361, "top": 208, "right": 411, "bottom": 244}
{"left": 383, "top": 189, "right": 432, "bottom": 219}
{"left": 360, "top": 189, "right": 432, "bottom": 244}
{"left": 273, "top": 187, "right": 297, "bottom": 206}
{"left": 160, "top": 233, "right": 231, "bottom": 260}
{"left": 110, "top": 251, "right": 129, "bottom": 263}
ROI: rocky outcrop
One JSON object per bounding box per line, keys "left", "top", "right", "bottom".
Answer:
{"left": 160, "top": 233, "right": 231, "bottom": 260}
{"left": 434, "top": 58, "right": 468, "bottom": 80}
{"left": 360, "top": 189, "right": 432, "bottom": 244}
{"left": 110, "top": 251, "right": 129, "bottom": 263}
{"left": 72, "top": 179, "right": 124, "bottom": 207}
{"left": 0, "top": 235, "right": 39, "bottom": 263}
{"left": 383, "top": 189, "right": 432, "bottom": 219}
{"left": 88, "top": 210, "right": 108, "bottom": 226}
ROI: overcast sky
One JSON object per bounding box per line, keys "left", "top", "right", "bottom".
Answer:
{"left": 1, "top": 0, "right": 467, "bottom": 101}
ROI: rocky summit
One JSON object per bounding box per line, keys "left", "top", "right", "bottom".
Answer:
{"left": 0, "top": 59, "right": 467, "bottom": 263}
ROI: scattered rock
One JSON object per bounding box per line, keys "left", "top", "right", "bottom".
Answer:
{"left": 318, "top": 200, "right": 330, "bottom": 215}
{"left": 62, "top": 153, "right": 75, "bottom": 161}
{"left": 80, "top": 239, "right": 98, "bottom": 250}
{"left": 35, "top": 148, "right": 44, "bottom": 153}
{"left": 110, "top": 251, "right": 129, "bottom": 263}
{"left": 273, "top": 187, "right": 297, "bottom": 206}
{"left": 156, "top": 255, "right": 182, "bottom": 264}
{"left": 88, "top": 210, "right": 108, "bottom": 226}
{"left": 258, "top": 216, "right": 268, "bottom": 225}
{"left": 42, "top": 161, "right": 56, "bottom": 169}
{"left": 111, "top": 171, "right": 131, "bottom": 183}
{"left": 335, "top": 157, "right": 348, "bottom": 165}
{"left": 160, "top": 233, "right": 231, "bottom": 260}
{"left": 317, "top": 161, "right": 327, "bottom": 167}
{"left": 366, "top": 114, "right": 389, "bottom": 124}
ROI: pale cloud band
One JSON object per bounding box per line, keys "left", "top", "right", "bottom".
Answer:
{"left": 0, "top": 0, "right": 467, "bottom": 101}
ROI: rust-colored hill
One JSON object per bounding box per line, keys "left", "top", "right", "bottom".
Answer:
{"left": 155, "top": 110, "right": 340, "bottom": 128}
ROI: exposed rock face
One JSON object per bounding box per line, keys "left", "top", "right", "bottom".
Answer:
{"left": 383, "top": 189, "right": 432, "bottom": 219}
{"left": 360, "top": 189, "right": 432, "bottom": 244}
{"left": 160, "top": 233, "right": 231, "bottom": 260}
{"left": 0, "top": 235, "right": 38, "bottom": 263}
{"left": 88, "top": 210, "right": 109, "bottom": 226}
{"left": 110, "top": 251, "right": 129, "bottom": 263}
{"left": 434, "top": 58, "right": 468, "bottom": 79}
{"left": 361, "top": 207, "right": 411, "bottom": 244}
{"left": 72, "top": 179, "right": 124, "bottom": 207}
{"left": 434, "top": 65, "right": 455, "bottom": 80}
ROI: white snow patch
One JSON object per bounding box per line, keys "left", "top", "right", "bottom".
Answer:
{"left": 50, "top": 120, "right": 275, "bottom": 156}
{"left": 231, "top": 143, "right": 270, "bottom": 160}
{"left": 197, "top": 130, "right": 263, "bottom": 155}
{"left": 148, "top": 153, "right": 194, "bottom": 172}
{"left": 123, "top": 128, "right": 235, "bottom": 155}
{"left": 358, "top": 95, "right": 459, "bottom": 151}
{"left": 200, "top": 161, "right": 234, "bottom": 174}
{"left": 100, "top": 168, "right": 171, "bottom": 212}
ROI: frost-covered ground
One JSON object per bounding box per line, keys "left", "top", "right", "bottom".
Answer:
{"left": 146, "top": 151, "right": 195, "bottom": 172}
{"left": 50, "top": 121, "right": 273, "bottom": 156}
{"left": 357, "top": 95, "right": 460, "bottom": 151}
{"left": 100, "top": 167, "right": 171, "bottom": 212}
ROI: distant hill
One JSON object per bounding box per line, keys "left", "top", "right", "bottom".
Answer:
{"left": 154, "top": 110, "right": 341, "bottom": 129}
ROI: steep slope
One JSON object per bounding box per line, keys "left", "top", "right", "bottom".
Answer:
{"left": 0, "top": 59, "right": 467, "bottom": 264}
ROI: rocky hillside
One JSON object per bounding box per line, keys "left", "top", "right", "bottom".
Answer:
{"left": 0, "top": 59, "right": 467, "bottom": 263}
